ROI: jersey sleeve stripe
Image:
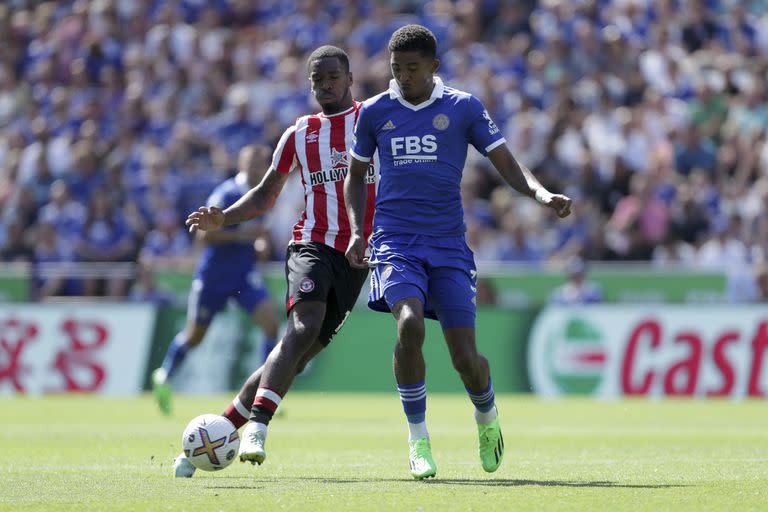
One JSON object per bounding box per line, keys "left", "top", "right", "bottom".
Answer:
{"left": 485, "top": 138, "right": 506, "bottom": 153}
{"left": 349, "top": 148, "right": 371, "bottom": 162}
{"left": 273, "top": 124, "right": 298, "bottom": 173}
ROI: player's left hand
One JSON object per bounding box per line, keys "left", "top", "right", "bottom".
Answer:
{"left": 186, "top": 206, "right": 225, "bottom": 233}
{"left": 345, "top": 234, "right": 369, "bottom": 269}
{"left": 545, "top": 194, "right": 572, "bottom": 218}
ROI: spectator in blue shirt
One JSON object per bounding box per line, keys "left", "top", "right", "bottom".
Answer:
{"left": 674, "top": 124, "right": 717, "bottom": 177}
{"left": 38, "top": 179, "right": 86, "bottom": 245}
{"left": 76, "top": 188, "right": 136, "bottom": 296}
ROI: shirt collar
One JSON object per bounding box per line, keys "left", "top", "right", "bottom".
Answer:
{"left": 388, "top": 76, "right": 444, "bottom": 106}
{"left": 319, "top": 103, "right": 357, "bottom": 118}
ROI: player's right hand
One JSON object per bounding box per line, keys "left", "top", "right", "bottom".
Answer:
{"left": 186, "top": 206, "right": 225, "bottom": 233}
{"left": 345, "top": 235, "right": 369, "bottom": 269}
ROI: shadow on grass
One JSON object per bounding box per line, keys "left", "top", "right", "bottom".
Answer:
{"left": 420, "top": 479, "right": 688, "bottom": 489}
{"left": 206, "top": 476, "right": 688, "bottom": 489}
{"left": 204, "top": 484, "right": 267, "bottom": 490}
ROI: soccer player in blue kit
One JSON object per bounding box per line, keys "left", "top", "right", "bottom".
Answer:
{"left": 151, "top": 145, "right": 280, "bottom": 415}
{"left": 345, "top": 25, "right": 572, "bottom": 479}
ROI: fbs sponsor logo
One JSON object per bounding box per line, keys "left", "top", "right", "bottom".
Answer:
{"left": 546, "top": 317, "right": 607, "bottom": 394}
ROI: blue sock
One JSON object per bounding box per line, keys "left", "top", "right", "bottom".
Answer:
{"left": 466, "top": 377, "right": 497, "bottom": 423}
{"left": 398, "top": 381, "right": 428, "bottom": 440}
{"left": 260, "top": 335, "right": 278, "bottom": 364}
{"left": 160, "top": 334, "right": 189, "bottom": 378}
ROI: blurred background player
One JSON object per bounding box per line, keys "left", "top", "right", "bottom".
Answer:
{"left": 345, "top": 25, "right": 571, "bottom": 479}
{"left": 176, "top": 45, "right": 377, "bottom": 477}
{"left": 549, "top": 256, "right": 604, "bottom": 305}
{"left": 151, "top": 145, "right": 280, "bottom": 415}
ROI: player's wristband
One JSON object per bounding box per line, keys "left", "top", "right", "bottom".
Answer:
{"left": 535, "top": 188, "right": 553, "bottom": 205}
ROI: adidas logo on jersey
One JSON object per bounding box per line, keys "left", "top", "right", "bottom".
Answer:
{"left": 382, "top": 120, "right": 396, "bottom": 130}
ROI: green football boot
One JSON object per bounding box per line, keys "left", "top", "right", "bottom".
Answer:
{"left": 477, "top": 415, "right": 504, "bottom": 473}
{"left": 151, "top": 368, "right": 172, "bottom": 416}
{"left": 408, "top": 437, "right": 437, "bottom": 479}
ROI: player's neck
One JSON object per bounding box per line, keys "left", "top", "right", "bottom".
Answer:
{"left": 321, "top": 97, "right": 354, "bottom": 116}
{"left": 403, "top": 80, "right": 435, "bottom": 106}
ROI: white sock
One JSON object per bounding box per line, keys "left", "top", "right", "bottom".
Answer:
{"left": 474, "top": 406, "right": 498, "bottom": 425}
{"left": 407, "top": 421, "right": 429, "bottom": 441}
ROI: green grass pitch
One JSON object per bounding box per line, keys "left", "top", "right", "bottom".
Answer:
{"left": 2, "top": 394, "right": 767, "bottom": 511}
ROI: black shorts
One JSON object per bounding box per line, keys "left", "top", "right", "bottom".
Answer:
{"left": 284, "top": 242, "right": 369, "bottom": 345}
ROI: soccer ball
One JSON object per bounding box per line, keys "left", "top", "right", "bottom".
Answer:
{"left": 181, "top": 414, "right": 240, "bottom": 471}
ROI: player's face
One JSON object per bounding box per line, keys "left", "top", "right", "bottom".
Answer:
{"left": 390, "top": 51, "right": 439, "bottom": 103}
{"left": 309, "top": 57, "right": 352, "bottom": 112}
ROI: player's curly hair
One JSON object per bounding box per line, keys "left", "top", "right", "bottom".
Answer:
{"left": 388, "top": 24, "right": 437, "bottom": 58}
{"left": 307, "top": 45, "right": 350, "bottom": 73}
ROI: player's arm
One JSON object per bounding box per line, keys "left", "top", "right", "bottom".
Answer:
{"left": 486, "top": 144, "right": 572, "bottom": 218}
{"left": 344, "top": 103, "right": 376, "bottom": 269}
{"left": 344, "top": 156, "right": 369, "bottom": 268}
{"left": 222, "top": 168, "right": 289, "bottom": 225}
{"left": 186, "top": 169, "right": 289, "bottom": 235}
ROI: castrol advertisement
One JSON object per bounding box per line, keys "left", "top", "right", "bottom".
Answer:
{"left": 528, "top": 306, "right": 768, "bottom": 398}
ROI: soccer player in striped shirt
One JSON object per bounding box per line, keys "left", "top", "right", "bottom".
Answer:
{"left": 345, "top": 25, "right": 572, "bottom": 479}
{"left": 176, "top": 45, "right": 377, "bottom": 477}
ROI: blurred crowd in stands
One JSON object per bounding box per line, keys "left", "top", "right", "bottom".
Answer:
{"left": 1, "top": 0, "right": 768, "bottom": 301}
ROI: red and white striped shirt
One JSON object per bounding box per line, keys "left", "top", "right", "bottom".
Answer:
{"left": 271, "top": 101, "right": 378, "bottom": 253}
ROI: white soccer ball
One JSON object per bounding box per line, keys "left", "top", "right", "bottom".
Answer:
{"left": 181, "top": 414, "right": 240, "bottom": 471}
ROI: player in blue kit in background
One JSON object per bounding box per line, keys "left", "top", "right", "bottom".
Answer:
{"left": 345, "top": 25, "right": 572, "bottom": 479}
{"left": 151, "top": 145, "right": 280, "bottom": 415}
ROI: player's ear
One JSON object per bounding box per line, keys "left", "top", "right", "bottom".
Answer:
{"left": 431, "top": 59, "right": 440, "bottom": 74}
{"left": 348, "top": 72, "right": 353, "bottom": 87}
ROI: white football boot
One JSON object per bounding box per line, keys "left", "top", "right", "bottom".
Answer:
{"left": 238, "top": 422, "right": 267, "bottom": 465}
{"left": 174, "top": 452, "right": 196, "bottom": 478}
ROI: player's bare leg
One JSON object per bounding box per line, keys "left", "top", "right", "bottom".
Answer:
{"left": 234, "top": 339, "right": 323, "bottom": 411}
{"left": 391, "top": 298, "right": 436, "bottom": 479}
{"left": 443, "top": 327, "right": 489, "bottom": 390}
{"left": 443, "top": 327, "right": 503, "bottom": 473}
{"left": 392, "top": 298, "right": 426, "bottom": 384}
{"left": 239, "top": 301, "right": 326, "bottom": 465}
{"left": 175, "top": 339, "right": 324, "bottom": 477}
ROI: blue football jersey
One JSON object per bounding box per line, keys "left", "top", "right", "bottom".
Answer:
{"left": 195, "top": 174, "right": 260, "bottom": 284}
{"left": 351, "top": 77, "right": 505, "bottom": 237}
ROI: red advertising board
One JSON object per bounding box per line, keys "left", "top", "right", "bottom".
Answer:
{"left": 528, "top": 306, "right": 768, "bottom": 397}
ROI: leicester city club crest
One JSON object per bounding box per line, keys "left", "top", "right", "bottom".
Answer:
{"left": 432, "top": 113, "right": 450, "bottom": 130}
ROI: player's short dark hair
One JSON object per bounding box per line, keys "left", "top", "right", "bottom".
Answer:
{"left": 307, "top": 45, "right": 350, "bottom": 73}
{"left": 388, "top": 24, "right": 437, "bottom": 58}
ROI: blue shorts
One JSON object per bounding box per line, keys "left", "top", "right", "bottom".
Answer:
{"left": 368, "top": 232, "right": 477, "bottom": 329}
{"left": 187, "top": 270, "right": 271, "bottom": 326}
